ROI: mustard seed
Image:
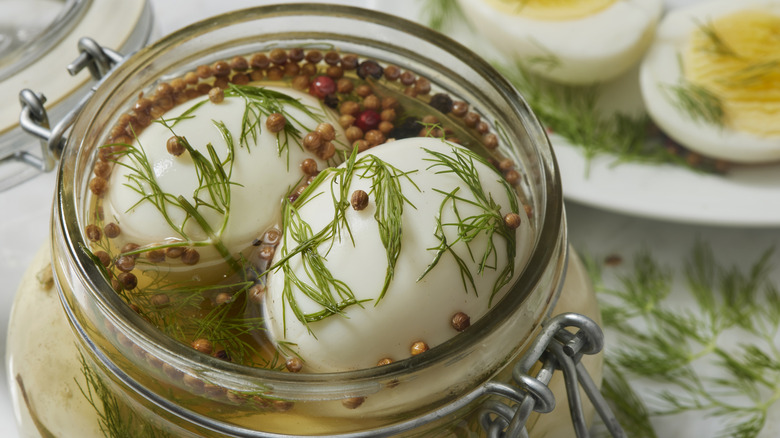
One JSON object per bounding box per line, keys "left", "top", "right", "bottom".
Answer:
{"left": 342, "top": 397, "right": 365, "bottom": 409}
{"left": 208, "top": 87, "right": 224, "bottom": 104}
{"left": 504, "top": 212, "right": 522, "bottom": 230}
{"left": 351, "top": 190, "right": 369, "bottom": 211}
{"left": 213, "top": 61, "right": 231, "bottom": 77}
{"left": 165, "top": 246, "right": 184, "bottom": 259}
{"left": 181, "top": 248, "right": 200, "bottom": 265}
{"left": 147, "top": 249, "right": 165, "bottom": 263}
{"left": 115, "top": 255, "right": 135, "bottom": 272}
{"left": 316, "top": 141, "right": 336, "bottom": 160}
{"left": 191, "top": 338, "right": 213, "bottom": 355}
{"left": 285, "top": 357, "right": 303, "bottom": 373}
{"left": 410, "top": 341, "right": 429, "bottom": 356}
{"left": 248, "top": 283, "right": 267, "bottom": 303}
{"left": 315, "top": 122, "right": 336, "bottom": 141}
{"left": 250, "top": 53, "right": 270, "bottom": 69}
{"left": 167, "top": 136, "right": 186, "bottom": 156}
{"left": 302, "top": 131, "right": 323, "bottom": 151}
{"left": 151, "top": 293, "right": 170, "bottom": 308}
{"left": 300, "top": 158, "right": 318, "bottom": 176}
{"left": 215, "top": 292, "right": 233, "bottom": 305}
{"left": 95, "top": 250, "right": 111, "bottom": 267}
{"left": 266, "top": 113, "right": 286, "bottom": 133}
{"left": 118, "top": 272, "right": 137, "bottom": 290}
{"left": 339, "top": 114, "right": 355, "bottom": 129}
{"left": 85, "top": 224, "right": 102, "bottom": 241}
{"left": 451, "top": 312, "right": 471, "bottom": 332}
{"left": 89, "top": 177, "right": 108, "bottom": 196}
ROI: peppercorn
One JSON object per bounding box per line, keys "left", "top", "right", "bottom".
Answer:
{"left": 323, "top": 93, "right": 339, "bottom": 109}
{"left": 309, "top": 76, "right": 336, "bottom": 99}
{"left": 357, "top": 60, "right": 383, "bottom": 80}
{"left": 266, "top": 113, "right": 286, "bottom": 133}
{"left": 167, "top": 136, "right": 186, "bottom": 156}
{"left": 389, "top": 117, "right": 421, "bottom": 140}
{"left": 191, "top": 338, "right": 213, "bottom": 355}
{"left": 451, "top": 312, "right": 471, "bottom": 332}
{"left": 95, "top": 250, "right": 111, "bottom": 267}
{"left": 504, "top": 212, "right": 522, "bottom": 230}
{"left": 429, "top": 93, "right": 454, "bottom": 113}
{"left": 85, "top": 224, "right": 101, "bottom": 242}
{"left": 410, "top": 341, "right": 429, "bottom": 356}
{"left": 351, "top": 190, "right": 369, "bottom": 211}
{"left": 355, "top": 110, "right": 380, "bottom": 132}
{"left": 285, "top": 357, "right": 303, "bottom": 373}
{"left": 181, "top": 248, "right": 200, "bottom": 265}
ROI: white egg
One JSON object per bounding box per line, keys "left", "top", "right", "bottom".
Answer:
{"left": 457, "top": 0, "right": 663, "bottom": 85}
{"left": 640, "top": 0, "right": 780, "bottom": 163}
{"left": 104, "top": 87, "right": 345, "bottom": 278}
{"left": 263, "top": 137, "right": 534, "bottom": 372}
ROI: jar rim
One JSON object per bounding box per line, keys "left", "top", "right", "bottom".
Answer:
{"left": 56, "top": 2, "right": 564, "bottom": 386}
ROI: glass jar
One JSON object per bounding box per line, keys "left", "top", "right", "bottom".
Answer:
{"left": 7, "top": 4, "right": 603, "bottom": 437}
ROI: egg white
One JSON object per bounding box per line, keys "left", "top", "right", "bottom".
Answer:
{"left": 263, "top": 138, "right": 534, "bottom": 372}
{"left": 104, "top": 87, "right": 345, "bottom": 279}
{"left": 639, "top": 0, "right": 780, "bottom": 163}
{"left": 457, "top": 0, "right": 663, "bottom": 85}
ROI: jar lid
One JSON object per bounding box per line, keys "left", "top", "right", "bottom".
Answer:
{"left": 0, "top": 0, "right": 153, "bottom": 190}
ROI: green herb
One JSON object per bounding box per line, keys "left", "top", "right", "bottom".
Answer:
{"left": 225, "top": 84, "right": 326, "bottom": 168}
{"left": 420, "top": 0, "right": 467, "bottom": 32}
{"left": 591, "top": 242, "right": 780, "bottom": 438}
{"left": 269, "top": 147, "right": 417, "bottom": 331}
{"left": 418, "top": 142, "right": 518, "bottom": 304}
{"left": 665, "top": 81, "right": 724, "bottom": 126}
{"left": 77, "top": 352, "right": 173, "bottom": 438}
{"left": 695, "top": 20, "right": 737, "bottom": 58}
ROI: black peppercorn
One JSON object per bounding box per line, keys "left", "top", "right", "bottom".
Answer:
{"left": 429, "top": 93, "right": 454, "bottom": 114}
{"left": 357, "top": 60, "right": 383, "bottom": 80}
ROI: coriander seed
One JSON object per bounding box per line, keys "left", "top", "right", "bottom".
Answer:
{"left": 504, "top": 212, "right": 522, "bottom": 230}
{"left": 451, "top": 312, "right": 471, "bottom": 332}
{"left": 208, "top": 87, "right": 224, "bottom": 104}
{"left": 167, "top": 136, "right": 186, "bottom": 156}
{"left": 266, "top": 113, "right": 286, "bottom": 133}
{"left": 181, "top": 248, "right": 200, "bottom": 265}
{"left": 410, "top": 341, "right": 429, "bottom": 356}
{"left": 351, "top": 190, "right": 369, "bottom": 211}
{"left": 285, "top": 357, "right": 303, "bottom": 373}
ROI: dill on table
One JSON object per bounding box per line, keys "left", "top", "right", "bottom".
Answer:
{"left": 587, "top": 243, "right": 780, "bottom": 438}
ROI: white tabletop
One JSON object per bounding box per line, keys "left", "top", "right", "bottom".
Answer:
{"left": 1, "top": 0, "right": 777, "bottom": 437}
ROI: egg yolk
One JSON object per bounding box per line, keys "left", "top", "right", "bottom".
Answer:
{"left": 684, "top": 11, "right": 780, "bottom": 136}
{"left": 485, "top": 0, "right": 617, "bottom": 20}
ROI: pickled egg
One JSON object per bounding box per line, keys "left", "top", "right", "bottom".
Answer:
{"left": 640, "top": 0, "right": 780, "bottom": 163}
{"left": 103, "top": 87, "right": 345, "bottom": 278}
{"left": 263, "top": 138, "right": 533, "bottom": 372}
{"left": 456, "top": 0, "right": 663, "bottom": 84}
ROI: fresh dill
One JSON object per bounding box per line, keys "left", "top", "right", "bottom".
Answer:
{"left": 418, "top": 142, "right": 518, "bottom": 304}
{"left": 665, "top": 81, "right": 724, "bottom": 126}
{"left": 420, "top": 0, "right": 468, "bottom": 32}
{"left": 77, "top": 352, "right": 173, "bottom": 438}
{"left": 695, "top": 20, "right": 737, "bottom": 58}
{"left": 590, "top": 242, "right": 780, "bottom": 437}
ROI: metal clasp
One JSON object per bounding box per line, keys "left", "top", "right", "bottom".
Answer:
{"left": 13, "top": 37, "right": 125, "bottom": 175}
{"left": 479, "top": 313, "right": 626, "bottom": 438}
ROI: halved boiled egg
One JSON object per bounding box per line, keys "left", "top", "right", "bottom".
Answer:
{"left": 456, "top": 0, "right": 663, "bottom": 85}
{"left": 640, "top": 0, "right": 780, "bottom": 163}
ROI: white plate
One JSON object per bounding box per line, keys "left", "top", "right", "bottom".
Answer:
{"left": 423, "top": 0, "right": 780, "bottom": 227}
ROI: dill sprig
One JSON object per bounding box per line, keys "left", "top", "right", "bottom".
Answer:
{"left": 269, "top": 147, "right": 418, "bottom": 331}
{"left": 665, "top": 81, "right": 724, "bottom": 126}
{"left": 592, "top": 242, "right": 780, "bottom": 437}
{"left": 420, "top": 0, "right": 468, "bottom": 32}
{"left": 418, "top": 143, "right": 518, "bottom": 304}
{"left": 77, "top": 352, "right": 173, "bottom": 437}
{"left": 224, "top": 84, "right": 326, "bottom": 167}
{"left": 695, "top": 20, "right": 737, "bottom": 58}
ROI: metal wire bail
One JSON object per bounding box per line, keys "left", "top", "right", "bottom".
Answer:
{"left": 13, "top": 37, "right": 125, "bottom": 175}
{"left": 478, "top": 312, "right": 627, "bottom": 438}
